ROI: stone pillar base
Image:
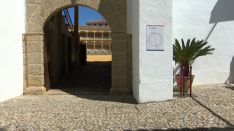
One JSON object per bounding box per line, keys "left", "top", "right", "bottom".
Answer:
{"left": 110, "top": 88, "right": 131, "bottom": 95}
{"left": 24, "top": 86, "right": 46, "bottom": 95}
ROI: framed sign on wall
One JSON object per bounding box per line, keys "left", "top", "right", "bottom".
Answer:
{"left": 146, "top": 25, "right": 164, "bottom": 51}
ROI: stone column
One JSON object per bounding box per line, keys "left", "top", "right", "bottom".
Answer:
{"left": 110, "top": 32, "right": 130, "bottom": 94}
{"left": 109, "top": 32, "right": 111, "bottom": 39}
{"left": 74, "top": 6, "right": 79, "bottom": 36}
{"left": 101, "top": 41, "right": 104, "bottom": 50}
{"left": 93, "top": 41, "right": 96, "bottom": 50}
{"left": 74, "top": 6, "right": 80, "bottom": 66}
{"left": 109, "top": 41, "right": 111, "bottom": 51}
{"left": 23, "top": 33, "right": 46, "bottom": 95}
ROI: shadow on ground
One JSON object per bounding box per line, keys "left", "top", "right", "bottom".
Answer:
{"left": 74, "top": 95, "right": 137, "bottom": 104}
{"left": 47, "top": 61, "right": 137, "bottom": 104}
{"left": 1, "top": 127, "right": 233, "bottom": 131}
{"left": 224, "top": 84, "right": 234, "bottom": 91}
{"left": 126, "top": 127, "right": 234, "bottom": 131}
{"left": 52, "top": 62, "right": 111, "bottom": 94}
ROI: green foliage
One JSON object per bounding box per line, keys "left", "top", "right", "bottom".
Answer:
{"left": 173, "top": 38, "right": 215, "bottom": 76}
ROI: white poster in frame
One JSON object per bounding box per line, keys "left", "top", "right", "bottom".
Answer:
{"left": 146, "top": 25, "right": 164, "bottom": 51}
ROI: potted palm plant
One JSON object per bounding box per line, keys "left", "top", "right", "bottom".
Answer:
{"left": 173, "top": 38, "right": 215, "bottom": 93}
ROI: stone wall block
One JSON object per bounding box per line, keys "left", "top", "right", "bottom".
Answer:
{"left": 112, "top": 76, "right": 127, "bottom": 88}
{"left": 28, "top": 64, "right": 44, "bottom": 75}
{"left": 33, "top": 14, "right": 45, "bottom": 27}
{"left": 51, "top": 1, "right": 71, "bottom": 12}
{"left": 111, "top": 75, "right": 130, "bottom": 94}
{"left": 111, "top": 33, "right": 128, "bottom": 66}
{"left": 112, "top": 52, "right": 127, "bottom": 66}
{"left": 112, "top": 65, "right": 127, "bottom": 77}
{"left": 111, "top": 33, "right": 128, "bottom": 52}
{"left": 27, "top": 52, "right": 44, "bottom": 64}
{"left": 27, "top": 75, "right": 44, "bottom": 86}
{"left": 23, "top": 53, "right": 27, "bottom": 65}
{"left": 110, "top": 87, "right": 131, "bottom": 95}
{"left": 26, "top": 0, "right": 42, "bottom": 4}
{"left": 26, "top": 4, "right": 39, "bottom": 21}
{"left": 111, "top": 33, "right": 127, "bottom": 40}
{"left": 22, "top": 39, "right": 26, "bottom": 53}
{"left": 24, "top": 34, "right": 44, "bottom": 41}
{"left": 98, "top": 0, "right": 126, "bottom": 33}
{"left": 26, "top": 41, "right": 44, "bottom": 53}
{"left": 24, "top": 86, "right": 46, "bottom": 95}
{"left": 112, "top": 41, "right": 128, "bottom": 52}
{"left": 23, "top": 65, "right": 27, "bottom": 89}
{"left": 42, "top": 5, "right": 55, "bottom": 21}
{"left": 27, "top": 22, "right": 43, "bottom": 33}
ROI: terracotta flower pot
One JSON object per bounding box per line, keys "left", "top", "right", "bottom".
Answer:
{"left": 176, "top": 75, "right": 195, "bottom": 93}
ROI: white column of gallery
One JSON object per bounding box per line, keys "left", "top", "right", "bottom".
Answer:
{"left": 128, "top": 0, "right": 173, "bottom": 103}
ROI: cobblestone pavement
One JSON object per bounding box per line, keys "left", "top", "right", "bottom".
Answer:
{"left": 0, "top": 86, "right": 234, "bottom": 130}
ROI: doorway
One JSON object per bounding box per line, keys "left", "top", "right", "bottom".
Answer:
{"left": 44, "top": 6, "right": 112, "bottom": 95}
{"left": 23, "top": 1, "right": 131, "bottom": 95}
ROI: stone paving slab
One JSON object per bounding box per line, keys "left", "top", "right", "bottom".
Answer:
{"left": 0, "top": 86, "right": 233, "bottom": 130}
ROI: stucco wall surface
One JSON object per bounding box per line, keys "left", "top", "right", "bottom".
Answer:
{"left": 128, "top": 0, "right": 140, "bottom": 102}
{"left": 173, "top": 0, "right": 234, "bottom": 85}
{"left": 0, "top": 1, "right": 25, "bottom": 102}
{"left": 131, "top": 0, "right": 173, "bottom": 103}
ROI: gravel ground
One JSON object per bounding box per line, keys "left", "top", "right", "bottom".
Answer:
{"left": 192, "top": 85, "right": 234, "bottom": 127}
{"left": 0, "top": 86, "right": 234, "bottom": 130}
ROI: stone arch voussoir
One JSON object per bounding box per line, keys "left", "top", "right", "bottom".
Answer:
{"left": 26, "top": 0, "right": 127, "bottom": 33}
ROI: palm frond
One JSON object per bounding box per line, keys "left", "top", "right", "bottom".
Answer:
{"left": 173, "top": 38, "right": 215, "bottom": 66}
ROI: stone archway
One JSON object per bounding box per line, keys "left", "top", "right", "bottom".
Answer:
{"left": 23, "top": 0, "right": 132, "bottom": 95}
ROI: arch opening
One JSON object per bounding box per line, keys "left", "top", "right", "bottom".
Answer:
{"left": 24, "top": 0, "right": 131, "bottom": 96}
{"left": 43, "top": 5, "right": 112, "bottom": 95}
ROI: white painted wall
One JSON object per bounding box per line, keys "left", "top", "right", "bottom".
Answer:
{"left": 131, "top": 0, "right": 173, "bottom": 103}
{"left": 2, "top": 0, "right": 232, "bottom": 103}
{"left": 128, "top": 0, "right": 140, "bottom": 102}
{"left": 0, "top": 1, "right": 25, "bottom": 102}
{"left": 173, "top": 0, "right": 234, "bottom": 85}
